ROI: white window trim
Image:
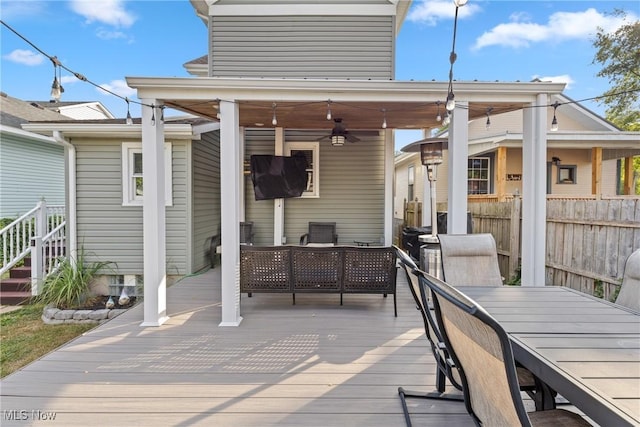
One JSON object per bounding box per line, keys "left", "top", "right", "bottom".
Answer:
{"left": 122, "top": 142, "right": 173, "bottom": 206}
{"left": 285, "top": 141, "right": 319, "bottom": 198}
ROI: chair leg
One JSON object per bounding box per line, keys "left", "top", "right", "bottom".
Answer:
{"left": 393, "top": 293, "right": 397, "bottom": 317}
{"left": 398, "top": 386, "right": 464, "bottom": 427}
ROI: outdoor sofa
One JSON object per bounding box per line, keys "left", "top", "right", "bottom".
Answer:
{"left": 240, "top": 245, "right": 398, "bottom": 316}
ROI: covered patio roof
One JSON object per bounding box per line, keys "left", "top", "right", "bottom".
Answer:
{"left": 128, "top": 77, "right": 565, "bottom": 132}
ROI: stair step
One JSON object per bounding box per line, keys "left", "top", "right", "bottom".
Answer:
{"left": 1, "top": 278, "right": 32, "bottom": 292}
{"left": 0, "top": 291, "right": 32, "bottom": 306}
{"left": 9, "top": 266, "right": 31, "bottom": 279}
{"left": 23, "top": 257, "right": 31, "bottom": 267}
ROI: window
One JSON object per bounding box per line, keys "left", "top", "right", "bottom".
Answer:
{"left": 408, "top": 165, "right": 415, "bottom": 201}
{"left": 557, "top": 165, "right": 577, "bottom": 184}
{"left": 468, "top": 157, "right": 490, "bottom": 195}
{"left": 122, "top": 142, "right": 173, "bottom": 206}
{"left": 285, "top": 141, "right": 319, "bottom": 198}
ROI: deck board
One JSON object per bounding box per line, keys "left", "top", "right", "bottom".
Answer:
{"left": 0, "top": 268, "right": 585, "bottom": 426}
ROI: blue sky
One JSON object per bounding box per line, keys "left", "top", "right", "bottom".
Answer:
{"left": 1, "top": 0, "right": 638, "bottom": 149}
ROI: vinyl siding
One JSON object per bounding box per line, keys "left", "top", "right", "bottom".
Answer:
{"left": 73, "top": 138, "right": 189, "bottom": 275}
{"left": 192, "top": 131, "right": 221, "bottom": 272}
{"left": 0, "top": 133, "right": 65, "bottom": 217}
{"left": 283, "top": 130, "right": 386, "bottom": 245}
{"left": 210, "top": 15, "right": 394, "bottom": 79}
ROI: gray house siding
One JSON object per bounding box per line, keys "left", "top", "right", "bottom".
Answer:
{"left": 0, "top": 133, "right": 65, "bottom": 217}
{"left": 74, "top": 138, "right": 189, "bottom": 275}
{"left": 209, "top": 15, "right": 394, "bottom": 79}
{"left": 191, "top": 131, "right": 221, "bottom": 272}
{"left": 243, "top": 129, "right": 386, "bottom": 245}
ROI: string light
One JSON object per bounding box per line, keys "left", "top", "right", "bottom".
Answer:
{"left": 550, "top": 101, "right": 560, "bottom": 131}
{"left": 125, "top": 98, "right": 133, "bottom": 125}
{"left": 445, "top": 0, "right": 466, "bottom": 112}
{"left": 151, "top": 105, "right": 156, "bottom": 126}
{"left": 326, "top": 100, "right": 332, "bottom": 121}
{"left": 435, "top": 101, "right": 442, "bottom": 122}
{"left": 271, "top": 103, "right": 278, "bottom": 126}
{"left": 442, "top": 111, "right": 451, "bottom": 126}
{"left": 485, "top": 106, "right": 493, "bottom": 130}
{"left": 381, "top": 108, "right": 387, "bottom": 129}
{"left": 49, "top": 56, "right": 63, "bottom": 102}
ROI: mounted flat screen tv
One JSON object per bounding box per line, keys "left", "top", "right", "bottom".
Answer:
{"left": 250, "top": 154, "right": 309, "bottom": 201}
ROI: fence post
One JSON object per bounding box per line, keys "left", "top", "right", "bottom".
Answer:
{"left": 30, "top": 200, "right": 47, "bottom": 295}
{"left": 508, "top": 196, "right": 521, "bottom": 279}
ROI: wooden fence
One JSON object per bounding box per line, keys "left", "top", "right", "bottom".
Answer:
{"left": 468, "top": 197, "right": 640, "bottom": 300}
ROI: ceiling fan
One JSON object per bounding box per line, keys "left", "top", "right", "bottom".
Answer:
{"left": 317, "top": 118, "right": 361, "bottom": 146}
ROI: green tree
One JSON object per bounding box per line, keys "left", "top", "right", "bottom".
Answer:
{"left": 592, "top": 10, "right": 640, "bottom": 131}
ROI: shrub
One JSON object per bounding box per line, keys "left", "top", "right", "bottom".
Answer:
{"left": 37, "top": 248, "right": 115, "bottom": 309}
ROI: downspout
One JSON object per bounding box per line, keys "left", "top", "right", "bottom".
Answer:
{"left": 52, "top": 131, "right": 77, "bottom": 262}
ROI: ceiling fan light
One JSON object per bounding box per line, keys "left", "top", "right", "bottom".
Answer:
{"left": 331, "top": 135, "right": 345, "bottom": 146}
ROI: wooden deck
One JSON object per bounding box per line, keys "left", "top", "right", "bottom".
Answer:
{"left": 0, "top": 268, "right": 583, "bottom": 426}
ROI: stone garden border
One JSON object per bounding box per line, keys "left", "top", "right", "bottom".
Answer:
{"left": 42, "top": 305, "right": 129, "bottom": 325}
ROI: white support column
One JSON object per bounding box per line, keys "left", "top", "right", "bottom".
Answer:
{"left": 521, "top": 94, "right": 548, "bottom": 286}
{"left": 141, "top": 100, "right": 169, "bottom": 327}
{"left": 383, "top": 129, "right": 394, "bottom": 245}
{"left": 239, "top": 128, "right": 246, "bottom": 220}
{"left": 273, "top": 127, "right": 285, "bottom": 245}
{"left": 219, "top": 100, "right": 243, "bottom": 326}
{"left": 447, "top": 101, "right": 469, "bottom": 234}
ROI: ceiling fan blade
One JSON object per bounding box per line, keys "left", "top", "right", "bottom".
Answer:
{"left": 345, "top": 133, "right": 360, "bottom": 143}
{"left": 317, "top": 135, "right": 332, "bottom": 142}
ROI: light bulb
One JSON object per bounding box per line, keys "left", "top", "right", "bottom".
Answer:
{"left": 436, "top": 112, "right": 442, "bottom": 122}
{"left": 126, "top": 111, "right": 133, "bottom": 125}
{"left": 50, "top": 77, "right": 62, "bottom": 102}
{"left": 443, "top": 114, "right": 451, "bottom": 126}
{"left": 454, "top": 0, "right": 468, "bottom": 6}
{"left": 551, "top": 116, "right": 558, "bottom": 132}
{"left": 326, "top": 101, "right": 332, "bottom": 120}
{"left": 445, "top": 93, "right": 455, "bottom": 111}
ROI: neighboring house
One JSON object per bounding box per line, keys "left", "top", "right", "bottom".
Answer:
{"left": 0, "top": 92, "right": 69, "bottom": 218}
{"left": 30, "top": 100, "right": 115, "bottom": 120}
{"left": 394, "top": 93, "right": 640, "bottom": 226}
{"left": 26, "top": 1, "right": 575, "bottom": 326}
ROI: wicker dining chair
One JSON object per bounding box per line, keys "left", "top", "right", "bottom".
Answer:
{"left": 299, "top": 222, "right": 338, "bottom": 246}
{"left": 422, "top": 273, "right": 592, "bottom": 427}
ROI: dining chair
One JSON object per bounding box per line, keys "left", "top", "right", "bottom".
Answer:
{"left": 438, "top": 233, "right": 559, "bottom": 410}
{"left": 422, "top": 273, "right": 593, "bottom": 427}
{"left": 438, "top": 233, "right": 504, "bottom": 286}
{"left": 394, "top": 246, "right": 541, "bottom": 426}
{"left": 393, "top": 246, "right": 464, "bottom": 406}
{"left": 299, "top": 222, "right": 338, "bottom": 245}
{"left": 616, "top": 248, "right": 640, "bottom": 312}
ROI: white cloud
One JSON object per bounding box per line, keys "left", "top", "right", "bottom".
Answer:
{"left": 96, "top": 28, "right": 128, "bottom": 40}
{"left": 97, "top": 79, "right": 136, "bottom": 98}
{"left": 0, "top": 0, "right": 48, "bottom": 20}
{"left": 474, "top": 8, "right": 638, "bottom": 50}
{"left": 3, "top": 49, "right": 45, "bottom": 66}
{"left": 69, "top": 0, "right": 136, "bottom": 28}
{"left": 408, "top": 0, "right": 481, "bottom": 26}
{"left": 532, "top": 74, "right": 575, "bottom": 90}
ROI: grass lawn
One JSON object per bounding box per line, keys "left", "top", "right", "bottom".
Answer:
{"left": 0, "top": 304, "right": 96, "bottom": 378}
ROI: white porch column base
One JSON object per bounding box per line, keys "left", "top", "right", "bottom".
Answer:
{"left": 447, "top": 101, "right": 469, "bottom": 234}
{"left": 521, "top": 94, "right": 548, "bottom": 286}
{"left": 141, "top": 100, "right": 169, "bottom": 327}
{"left": 220, "top": 99, "right": 243, "bottom": 326}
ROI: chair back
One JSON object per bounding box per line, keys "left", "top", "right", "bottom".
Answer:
{"left": 240, "top": 222, "right": 254, "bottom": 245}
{"left": 616, "top": 248, "right": 640, "bottom": 312}
{"left": 438, "top": 233, "right": 503, "bottom": 286}
{"left": 302, "top": 222, "right": 338, "bottom": 245}
{"left": 421, "top": 273, "right": 532, "bottom": 426}
{"left": 393, "top": 245, "right": 462, "bottom": 391}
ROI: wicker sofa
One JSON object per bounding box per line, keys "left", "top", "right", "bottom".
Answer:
{"left": 240, "top": 245, "right": 398, "bottom": 316}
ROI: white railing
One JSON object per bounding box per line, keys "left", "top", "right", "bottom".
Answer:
{"left": 0, "top": 201, "right": 66, "bottom": 294}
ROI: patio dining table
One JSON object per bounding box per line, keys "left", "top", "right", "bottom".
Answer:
{"left": 457, "top": 285, "right": 640, "bottom": 427}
